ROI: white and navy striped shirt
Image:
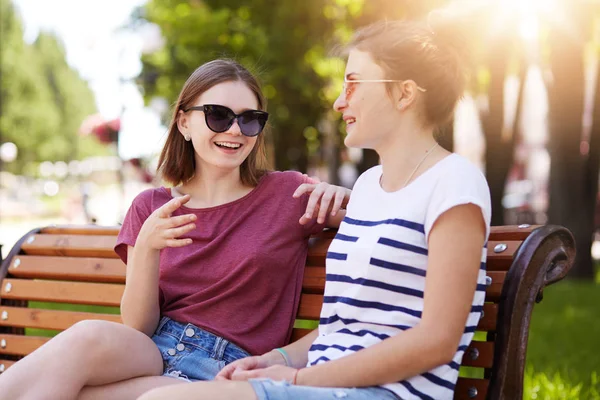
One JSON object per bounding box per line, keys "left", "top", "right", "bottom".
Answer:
{"left": 307, "top": 154, "right": 491, "bottom": 400}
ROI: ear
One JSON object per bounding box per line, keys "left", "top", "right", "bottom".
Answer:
{"left": 396, "top": 80, "right": 420, "bottom": 111}
{"left": 177, "top": 110, "right": 189, "bottom": 136}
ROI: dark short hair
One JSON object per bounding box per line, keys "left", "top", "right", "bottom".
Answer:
{"left": 157, "top": 59, "right": 269, "bottom": 187}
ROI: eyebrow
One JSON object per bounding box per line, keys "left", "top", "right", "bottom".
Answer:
{"left": 345, "top": 73, "right": 360, "bottom": 80}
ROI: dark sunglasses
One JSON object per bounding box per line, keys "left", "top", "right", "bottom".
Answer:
{"left": 183, "top": 104, "right": 269, "bottom": 137}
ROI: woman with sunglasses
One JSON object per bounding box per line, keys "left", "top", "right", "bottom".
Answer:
{"left": 136, "top": 13, "right": 492, "bottom": 400}
{"left": 0, "top": 59, "right": 350, "bottom": 400}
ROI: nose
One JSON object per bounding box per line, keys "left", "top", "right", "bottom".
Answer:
{"left": 333, "top": 90, "right": 348, "bottom": 113}
{"left": 228, "top": 118, "right": 242, "bottom": 136}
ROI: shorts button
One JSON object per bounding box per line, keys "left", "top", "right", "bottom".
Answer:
{"left": 167, "top": 349, "right": 176, "bottom": 356}
{"left": 185, "top": 328, "right": 195, "bottom": 337}
{"left": 176, "top": 343, "right": 185, "bottom": 351}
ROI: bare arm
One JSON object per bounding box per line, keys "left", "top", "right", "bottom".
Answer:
{"left": 120, "top": 245, "right": 161, "bottom": 336}
{"left": 120, "top": 195, "right": 197, "bottom": 336}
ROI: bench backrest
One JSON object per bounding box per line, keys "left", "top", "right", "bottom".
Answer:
{"left": 0, "top": 224, "right": 574, "bottom": 399}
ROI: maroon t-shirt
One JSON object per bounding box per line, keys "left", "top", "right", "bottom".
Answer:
{"left": 115, "top": 171, "right": 324, "bottom": 355}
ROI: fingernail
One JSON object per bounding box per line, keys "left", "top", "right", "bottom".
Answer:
{"left": 305, "top": 213, "right": 311, "bottom": 217}
{"left": 331, "top": 211, "right": 336, "bottom": 216}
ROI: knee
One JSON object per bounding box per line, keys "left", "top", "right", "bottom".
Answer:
{"left": 61, "top": 320, "right": 121, "bottom": 354}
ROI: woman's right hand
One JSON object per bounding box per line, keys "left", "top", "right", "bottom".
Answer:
{"left": 137, "top": 194, "right": 197, "bottom": 250}
{"left": 216, "top": 348, "right": 289, "bottom": 381}
{"left": 215, "top": 356, "right": 268, "bottom": 381}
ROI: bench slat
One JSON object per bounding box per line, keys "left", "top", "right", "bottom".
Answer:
{"left": 302, "top": 267, "right": 327, "bottom": 293}
{"left": 8, "top": 256, "right": 125, "bottom": 283}
{"left": 0, "top": 334, "right": 49, "bottom": 356}
{"left": 488, "top": 225, "right": 538, "bottom": 241}
{"left": 0, "top": 279, "right": 124, "bottom": 307}
{"left": 20, "top": 234, "right": 118, "bottom": 258}
{"left": 485, "top": 241, "right": 522, "bottom": 271}
{"left": 41, "top": 226, "right": 120, "bottom": 236}
{"left": 460, "top": 341, "right": 494, "bottom": 369}
{"left": 297, "top": 294, "right": 322, "bottom": 320}
{"left": 0, "top": 306, "right": 121, "bottom": 331}
{"left": 291, "top": 328, "right": 312, "bottom": 342}
{"left": 455, "top": 377, "right": 489, "bottom": 400}
{"left": 0, "top": 360, "right": 16, "bottom": 372}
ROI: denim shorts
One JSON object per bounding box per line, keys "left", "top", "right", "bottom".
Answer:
{"left": 151, "top": 316, "right": 251, "bottom": 382}
{"left": 249, "top": 379, "right": 401, "bottom": 400}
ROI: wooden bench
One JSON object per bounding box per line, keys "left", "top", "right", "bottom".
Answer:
{"left": 0, "top": 224, "right": 575, "bottom": 399}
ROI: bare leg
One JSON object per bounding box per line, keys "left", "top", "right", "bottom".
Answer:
{"left": 138, "top": 381, "right": 258, "bottom": 400}
{"left": 78, "top": 376, "right": 186, "bottom": 400}
{"left": 0, "top": 320, "right": 163, "bottom": 400}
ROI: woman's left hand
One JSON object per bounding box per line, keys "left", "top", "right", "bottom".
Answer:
{"left": 230, "top": 365, "right": 299, "bottom": 383}
{"left": 294, "top": 182, "right": 351, "bottom": 225}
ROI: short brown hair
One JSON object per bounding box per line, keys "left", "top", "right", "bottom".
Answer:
{"left": 157, "top": 59, "right": 269, "bottom": 187}
{"left": 348, "top": 19, "right": 470, "bottom": 128}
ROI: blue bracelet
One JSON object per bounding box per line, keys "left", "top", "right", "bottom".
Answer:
{"left": 275, "top": 348, "right": 291, "bottom": 366}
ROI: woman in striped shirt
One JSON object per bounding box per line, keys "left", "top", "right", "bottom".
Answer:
{"left": 140, "top": 14, "right": 491, "bottom": 400}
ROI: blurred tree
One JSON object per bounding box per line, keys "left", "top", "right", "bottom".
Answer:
{"left": 0, "top": 0, "right": 99, "bottom": 174}
{"left": 546, "top": 0, "right": 596, "bottom": 279}
{"left": 137, "top": 0, "right": 363, "bottom": 175}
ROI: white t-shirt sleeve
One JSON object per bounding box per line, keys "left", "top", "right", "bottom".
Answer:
{"left": 424, "top": 160, "right": 492, "bottom": 242}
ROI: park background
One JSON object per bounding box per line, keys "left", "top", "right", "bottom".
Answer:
{"left": 0, "top": 0, "right": 599, "bottom": 398}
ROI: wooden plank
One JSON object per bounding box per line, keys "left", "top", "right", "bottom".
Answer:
{"left": 0, "top": 279, "right": 124, "bottom": 307}
{"left": 0, "top": 334, "right": 49, "bottom": 356}
{"left": 485, "top": 241, "right": 521, "bottom": 271}
{"left": 297, "top": 294, "right": 323, "bottom": 320}
{"left": 478, "top": 304, "right": 498, "bottom": 332}
{"left": 0, "top": 359, "right": 16, "bottom": 373}
{"left": 488, "top": 225, "right": 538, "bottom": 241}
{"left": 485, "top": 271, "right": 506, "bottom": 303}
{"left": 0, "top": 306, "right": 121, "bottom": 331}
{"left": 290, "top": 328, "right": 312, "bottom": 343}
{"left": 20, "top": 234, "right": 118, "bottom": 258}
{"left": 461, "top": 341, "right": 494, "bottom": 369}
{"left": 41, "top": 225, "right": 120, "bottom": 236}
{"left": 454, "top": 377, "right": 489, "bottom": 400}
{"left": 302, "top": 267, "right": 326, "bottom": 293}
{"left": 7, "top": 256, "right": 125, "bottom": 283}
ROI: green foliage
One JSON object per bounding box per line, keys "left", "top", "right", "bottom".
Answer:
{"left": 0, "top": 0, "right": 100, "bottom": 174}
{"left": 138, "top": 0, "right": 369, "bottom": 170}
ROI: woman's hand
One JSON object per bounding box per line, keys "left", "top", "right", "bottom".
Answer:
{"left": 137, "top": 194, "right": 197, "bottom": 250}
{"left": 230, "top": 365, "right": 299, "bottom": 383}
{"left": 293, "top": 182, "right": 351, "bottom": 225}
{"left": 216, "top": 350, "right": 287, "bottom": 381}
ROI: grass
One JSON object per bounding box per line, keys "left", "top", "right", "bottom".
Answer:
{"left": 524, "top": 280, "right": 600, "bottom": 399}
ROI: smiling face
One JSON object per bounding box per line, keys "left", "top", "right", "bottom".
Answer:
{"left": 177, "top": 80, "right": 260, "bottom": 175}
{"left": 333, "top": 50, "right": 404, "bottom": 150}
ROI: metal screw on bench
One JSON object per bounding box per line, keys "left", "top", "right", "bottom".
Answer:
{"left": 518, "top": 224, "right": 530, "bottom": 229}
{"left": 0, "top": 339, "right": 6, "bottom": 349}
{"left": 27, "top": 236, "right": 35, "bottom": 244}
{"left": 12, "top": 258, "right": 20, "bottom": 268}
{"left": 494, "top": 243, "right": 507, "bottom": 253}
{"left": 1, "top": 311, "right": 7, "bottom": 320}
{"left": 469, "top": 347, "right": 479, "bottom": 360}
{"left": 485, "top": 276, "right": 492, "bottom": 286}
{"left": 4, "top": 283, "right": 11, "bottom": 293}
{"left": 468, "top": 387, "right": 478, "bottom": 398}
{"left": 480, "top": 310, "right": 485, "bottom": 319}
